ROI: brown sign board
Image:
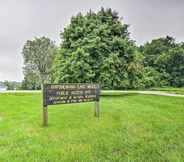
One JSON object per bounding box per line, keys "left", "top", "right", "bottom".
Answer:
{"left": 42, "top": 83, "right": 100, "bottom": 126}
{"left": 43, "top": 84, "right": 100, "bottom": 107}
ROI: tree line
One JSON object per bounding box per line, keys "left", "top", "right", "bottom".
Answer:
{"left": 20, "top": 8, "right": 184, "bottom": 90}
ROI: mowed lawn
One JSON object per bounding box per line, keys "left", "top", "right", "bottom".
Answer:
{"left": 0, "top": 93, "right": 184, "bottom": 162}
{"left": 150, "top": 87, "right": 184, "bottom": 95}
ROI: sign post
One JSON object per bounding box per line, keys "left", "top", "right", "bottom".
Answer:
{"left": 95, "top": 101, "right": 99, "bottom": 117}
{"left": 42, "top": 85, "right": 48, "bottom": 126}
{"left": 42, "top": 83, "right": 100, "bottom": 126}
{"left": 94, "top": 87, "right": 100, "bottom": 117}
{"left": 43, "top": 106, "right": 48, "bottom": 126}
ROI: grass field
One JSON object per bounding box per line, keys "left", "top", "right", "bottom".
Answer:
{"left": 0, "top": 93, "right": 184, "bottom": 162}
{"left": 150, "top": 87, "right": 184, "bottom": 95}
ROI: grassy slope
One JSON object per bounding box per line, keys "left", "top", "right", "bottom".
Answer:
{"left": 0, "top": 93, "right": 184, "bottom": 162}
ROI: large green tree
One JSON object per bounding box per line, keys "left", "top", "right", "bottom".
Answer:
{"left": 141, "top": 36, "right": 176, "bottom": 87}
{"left": 22, "top": 37, "right": 56, "bottom": 89}
{"left": 142, "top": 36, "right": 175, "bottom": 68}
{"left": 141, "top": 36, "right": 184, "bottom": 87}
{"left": 164, "top": 46, "right": 184, "bottom": 87}
{"left": 53, "top": 8, "right": 143, "bottom": 89}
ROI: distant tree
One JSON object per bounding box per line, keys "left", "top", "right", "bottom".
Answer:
{"left": 143, "top": 36, "right": 175, "bottom": 68}
{"left": 141, "top": 36, "right": 177, "bottom": 86}
{"left": 164, "top": 46, "right": 184, "bottom": 87}
{"left": 3, "top": 81, "right": 21, "bottom": 90}
{"left": 22, "top": 37, "right": 56, "bottom": 89}
{"left": 53, "top": 8, "right": 143, "bottom": 89}
{"left": 3, "top": 81, "right": 14, "bottom": 90}
{"left": 21, "top": 66, "right": 41, "bottom": 90}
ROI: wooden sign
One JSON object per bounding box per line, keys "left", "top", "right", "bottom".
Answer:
{"left": 42, "top": 83, "right": 100, "bottom": 126}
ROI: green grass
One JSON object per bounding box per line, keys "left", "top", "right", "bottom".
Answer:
{"left": 150, "top": 87, "right": 184, "bottom": 95}
{"left": 0, "top": 93, "right": 184, "bottom": 162}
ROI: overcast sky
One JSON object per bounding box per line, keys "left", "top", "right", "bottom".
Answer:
{"left": 0, "top": 0, "right": 183, "bottom": 81}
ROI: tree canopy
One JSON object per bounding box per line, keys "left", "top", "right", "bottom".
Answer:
{"left": 21, "top": 8, "right": 184, "bottom": 89}
{"left": 22, "top": 37, "right": 56, "bottom": 89}
{"left": 141, "top": 36, "right": 184, "bottom": 87}
{"left": 52, "top": 8, "right": 143, "bottom": 89}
